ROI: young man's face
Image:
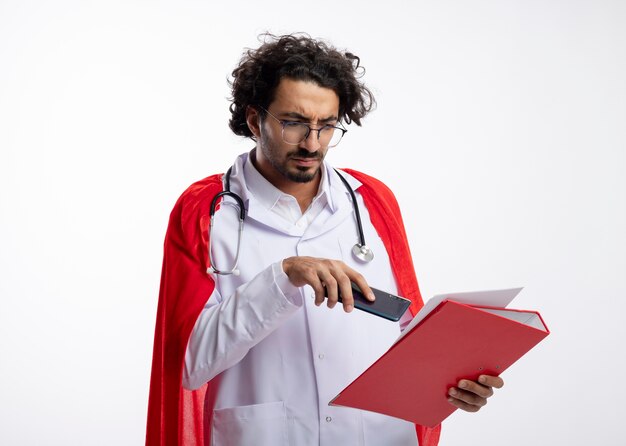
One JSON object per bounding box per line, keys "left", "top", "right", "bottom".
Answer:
{"left": 248, "top": 78, "right": 340, "bottom": 187}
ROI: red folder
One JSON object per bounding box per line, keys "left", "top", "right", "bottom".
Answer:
{"left": 329, "top": 299, "right": 549, "bottom": 427}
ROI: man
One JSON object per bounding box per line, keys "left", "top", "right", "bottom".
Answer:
{"left": 146, "top": 34, "right": 503, "bottom": 446}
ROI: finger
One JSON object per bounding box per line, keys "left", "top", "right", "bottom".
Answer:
{"left": 335, "top": 274, "right": 355, "bottom": 313}
{"left": 294, "top": 267, "right": 326, "bottom": 307}
{"left": 457, "top": 379, "right": 494, "bottom": 399}
{"left": 447, "top": 392, "right": 484, "bottom": 413}
{"left": 323, "top": 260, "right": 353, "bottom": 311}
{"left": 448, "top": 387, "right": 488, "bottom": 408}
{"left": 478, "top": 375, "right": 504, "bottom": 389}
{"left": 345, "top": 268, "right": 375, "bottom": 301}
{"left": 312, "top": 281, "right": 326, "bottom": 307}
{"left": 320, "top": 273, "right": 339, "bottom": 308}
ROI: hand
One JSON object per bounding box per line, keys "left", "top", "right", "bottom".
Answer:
{"left": 282, "top": 256, "right": 375, "bottom": 313}
{"left": 447, "top": 375, "right": 504, "bottom": 412}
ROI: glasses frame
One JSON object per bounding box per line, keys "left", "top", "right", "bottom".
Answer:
{"left": 259, "top": 107, "right": 347, "bottom": 148}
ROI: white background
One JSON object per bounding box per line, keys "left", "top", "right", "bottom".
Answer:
{"left": 1, "top": 1, "right": 624, "bottom": 445}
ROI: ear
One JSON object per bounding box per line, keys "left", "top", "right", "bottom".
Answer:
{"left": 245, "top": 106, "right": 262, "bottom": 139}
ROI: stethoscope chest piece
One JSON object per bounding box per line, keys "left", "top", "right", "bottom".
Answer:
{"left": 352, "top": 243, "right": 374, "bottom": 263}
{"left": 334, "top": 168, "right": 375, "bottom": 264}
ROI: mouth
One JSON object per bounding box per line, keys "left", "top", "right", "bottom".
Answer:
{"left": 290, "top": 156, "right": 321, "bottom": 168}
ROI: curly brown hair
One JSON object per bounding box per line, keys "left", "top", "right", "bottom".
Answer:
{"left": 228, "top": 33, "right": 376, "bottom": 138}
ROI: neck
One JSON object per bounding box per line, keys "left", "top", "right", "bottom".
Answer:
{"left": 279, "top": 174, "right": 321, "bottom": 214}
{"left": 292, "top": 180, "right": 320, "bottom": 213}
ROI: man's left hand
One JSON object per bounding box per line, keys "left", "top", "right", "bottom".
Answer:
{"left": 447, "top": 375, "right": 504, "bottom": 412}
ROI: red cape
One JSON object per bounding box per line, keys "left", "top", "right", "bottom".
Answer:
{"left": 146, "top": 169, "right": 441, "bottom": 445}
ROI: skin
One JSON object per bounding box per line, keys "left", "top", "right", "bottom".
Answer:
{"left": 245, "top": 77, "right": 503, "bottom": 413}
{"left": 246, "top": 77, "right": 336, "bottom": 210}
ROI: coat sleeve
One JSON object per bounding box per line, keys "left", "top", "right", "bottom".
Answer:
{"left": 183, "top": 261, "right": 303, "bottom": 390}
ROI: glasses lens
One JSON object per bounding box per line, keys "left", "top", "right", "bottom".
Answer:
{"left": 282, "top": 122, "right": 309, "bottom": 145}
{"left": 281, "top": 122, "right": 345, "bottom": 147}
{"left": 321, "top": 127, "right": 344, "bottom": 148}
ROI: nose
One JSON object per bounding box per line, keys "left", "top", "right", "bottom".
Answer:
{"left": 300, "top": 128, "right": 322, "bottom": 152}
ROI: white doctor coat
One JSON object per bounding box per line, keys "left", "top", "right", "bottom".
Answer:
{"left": 183, "top": 152, "right": 420, "bottom": 446}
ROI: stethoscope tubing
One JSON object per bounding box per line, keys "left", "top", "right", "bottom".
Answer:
{"left": 207, "top": 165, "right": 373, "bottom": 275}
{"left": 334, "top": 169, "right": 367, "bottom": 249}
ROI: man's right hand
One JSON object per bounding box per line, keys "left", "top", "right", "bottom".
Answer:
{"left": 282, "top": 256, "right": 375, "bottom": 313}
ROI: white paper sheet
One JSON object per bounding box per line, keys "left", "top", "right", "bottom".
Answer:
{"left": 397, "top": 287, "right": 524, "bottom": 341}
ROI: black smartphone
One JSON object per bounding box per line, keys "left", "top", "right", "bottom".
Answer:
{"left": 325, "top": 283, "right": 411, "bottom": 322}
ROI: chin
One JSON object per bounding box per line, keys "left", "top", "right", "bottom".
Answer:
{"left": 287, "top": 166, "right": 319, "bottom": 183}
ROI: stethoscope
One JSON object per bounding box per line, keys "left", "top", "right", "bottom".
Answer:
{"left": 207, "top": 166, "right": 374, "bottom": 276}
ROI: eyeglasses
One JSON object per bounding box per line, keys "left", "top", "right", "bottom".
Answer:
{"left": 260, "top": 107, "right": 347, "bottom": 148}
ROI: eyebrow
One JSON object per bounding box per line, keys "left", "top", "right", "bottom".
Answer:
{"left": 279, "top": 111, "right": 338, "bottom": 124}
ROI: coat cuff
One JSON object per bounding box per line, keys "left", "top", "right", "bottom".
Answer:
{"left": 273, "top": 261, "right": 303, "bottom": 306}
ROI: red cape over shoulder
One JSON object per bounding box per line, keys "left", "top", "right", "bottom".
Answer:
{"left": 146, "top": 169, "right": 441, "bottom": 445}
